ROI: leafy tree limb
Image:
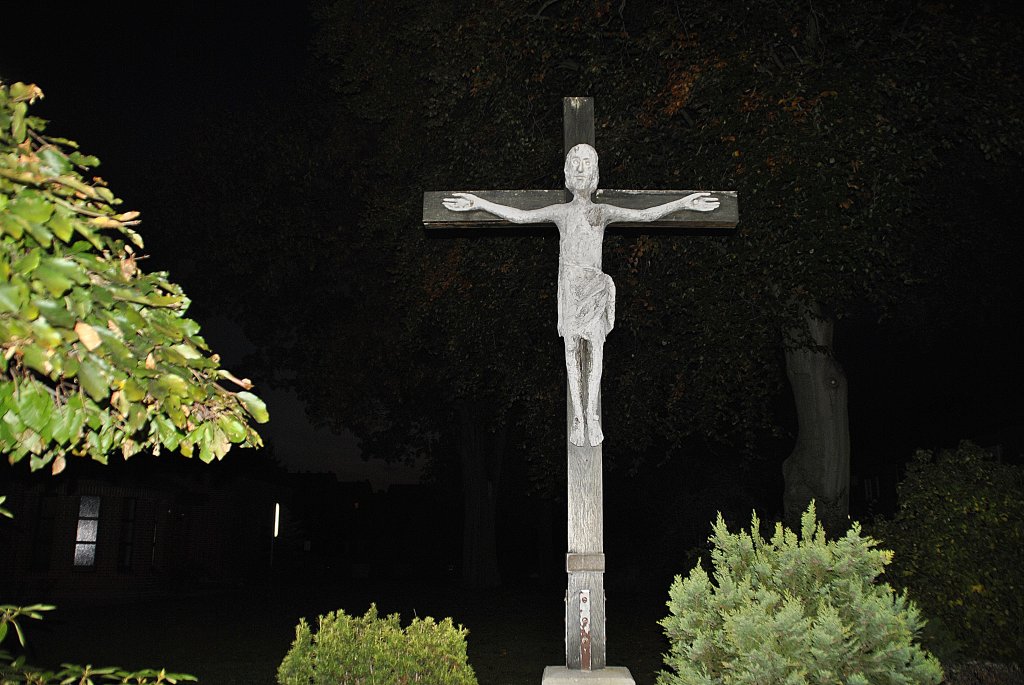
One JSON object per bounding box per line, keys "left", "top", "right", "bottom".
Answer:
{"left": 0, "top": 81, "right": 268, "bottom": 475}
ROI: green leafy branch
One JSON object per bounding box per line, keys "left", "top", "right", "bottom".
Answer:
{"left": 1, "top": 81, "right": 268, "bottom": 474}
{"left": 0, "top": 604, "right": 53, "bottom": 651}
{"left": 0, "top": 656, "right": 197, "bottom": 685}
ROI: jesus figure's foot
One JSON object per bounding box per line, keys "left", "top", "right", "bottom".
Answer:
{"left": 570, "top": 414, "right": 586, "bottom": 446}
{"left": 587, "top": 415, "right": 604, "bottom": 446}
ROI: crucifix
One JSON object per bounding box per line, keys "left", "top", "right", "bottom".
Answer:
{"left": 422, "top": 97, "right": 738, "bottom": 682}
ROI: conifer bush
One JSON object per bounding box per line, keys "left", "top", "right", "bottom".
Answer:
{"left": 659, "top": 503, "right": 942, "bottom": 685}
{"left": 277, "top": 605, "right": 477, "bottom": 685}
{"left": 873, "top": 441, "right": 1024, "bottom": 663}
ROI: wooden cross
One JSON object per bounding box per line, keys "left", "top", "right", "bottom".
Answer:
{"left": 422, "top": 97, "right": 738, "bottom": 675}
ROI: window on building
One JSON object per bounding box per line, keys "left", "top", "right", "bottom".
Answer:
{"left": 118, "top": 497, "right": 137, "bottom": 572}
{"left": 74, "top": 495, "right": 101, "bottom": 567}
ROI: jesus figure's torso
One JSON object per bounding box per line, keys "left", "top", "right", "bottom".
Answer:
{"left": 557, "top": 200, "right": 606, "bottom": 270}
{"left": 555, "top": 201, "right": 615, "bottom": 342}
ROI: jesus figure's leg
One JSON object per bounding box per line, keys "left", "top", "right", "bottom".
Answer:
{"left": 564, "top": 336, "right": 586, "bottom": 446}
{"left": 586, "top": 338, "right": 604, "bottom": 446}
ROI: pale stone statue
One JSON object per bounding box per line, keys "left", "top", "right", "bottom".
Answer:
{"left": 443, "top": 144, "right": 719, "bottom": 446}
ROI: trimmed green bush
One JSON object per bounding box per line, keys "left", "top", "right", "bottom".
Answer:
{"left": 659, "top": 503, "right": 942, "bottom": 685}
{"left": 873, "top": 441, "right": 1024, "bottom": 663}
{"left": 277, "top": 605, "right": 477, "bottom": 685}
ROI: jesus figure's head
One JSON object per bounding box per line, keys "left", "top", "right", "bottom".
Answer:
{"left": 564, "top": 144, "right": 599, "bottom": 196}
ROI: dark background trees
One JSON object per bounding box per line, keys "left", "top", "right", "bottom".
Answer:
{"left": 292, "top": 0, "right": 1024, "bottom": 550}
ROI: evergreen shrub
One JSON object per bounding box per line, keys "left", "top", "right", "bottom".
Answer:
{"left": 659, "top": 503, "right": 942, "bottom": 685}
{"left": 873, "top": 441, "right": 1024, "bottom": 663}
{"left": 277, "top": 604, "right": 477, "bottom": 685}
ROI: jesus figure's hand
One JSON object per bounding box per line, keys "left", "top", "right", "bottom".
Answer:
{"left": 681, "top": 192, "right": 720, "bottom": 212}
{"left": 442, "top": 192, "right": 481, "bottom": 212}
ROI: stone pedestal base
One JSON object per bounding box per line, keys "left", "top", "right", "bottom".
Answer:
{"left": 541, "top": 666, "right": 636, "bottom": 685}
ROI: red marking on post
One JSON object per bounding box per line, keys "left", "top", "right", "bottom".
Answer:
{"left": 580, "top": 589, "right": 592, "bottom": 671}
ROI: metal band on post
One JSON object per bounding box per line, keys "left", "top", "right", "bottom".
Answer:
{"left": 566, "top": 553, "right": 606, "bottom": 573}
{"left": 580, "top": 589, "right": 592, "bottom": 671}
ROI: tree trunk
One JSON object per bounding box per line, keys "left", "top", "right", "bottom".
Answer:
{"left": 782, "top": 304, "right": 851, "bottom": 535}
{"left": 458, "top": 405, "right": 504, "bottom": 588}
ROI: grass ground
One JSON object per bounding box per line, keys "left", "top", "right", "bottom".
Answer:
{"left": 21, "top": 578, "right": 671, "bottom": 685}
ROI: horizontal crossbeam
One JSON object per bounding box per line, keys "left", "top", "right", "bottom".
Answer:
{"left": 422, "top": 189, "right": 739, "bottom": 230}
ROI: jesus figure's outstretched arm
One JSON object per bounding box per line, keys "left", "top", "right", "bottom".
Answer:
{"left": 604, "top": 192, "right": 720, "bottom": 224}
{"left": 442, "top": 192, "right": 561, "bottom": 224}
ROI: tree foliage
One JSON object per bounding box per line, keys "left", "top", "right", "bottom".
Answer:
{"left": 0, "top": 82, "right": 268, "bottom": 475}
{"left": 873, "top": 442, "right": 1024, "bottom": 663}
{"left": 297, "top": 0, "right": 1022, "bottom": 482}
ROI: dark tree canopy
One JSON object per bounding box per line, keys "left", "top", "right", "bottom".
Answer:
{"left": 137, "top": 0, "right": 1023, "bottom": 518}
{"left": 280, "top": 0, "right": 1021, "bottom": 478}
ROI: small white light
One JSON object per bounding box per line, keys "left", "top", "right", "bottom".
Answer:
{"left": 274, "top": 502, "right": 280, "bottom": 538}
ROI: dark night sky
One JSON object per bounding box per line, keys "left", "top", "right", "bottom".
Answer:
{"left": 4, "top": 2, "right": 1023, "bottom": 489}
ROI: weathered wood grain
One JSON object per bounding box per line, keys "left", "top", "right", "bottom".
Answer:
{"left": 564, "top": 97, "right": 596, "bottom": 156}
{"left": 564, "top": 355, "right": 606, "bottom": 670}
{"left": 567, "top": 571, "right": 606, "bottom": 670}
{"left": 423, "top": 189, "right": 738, "bottom": 229}
{"left": 423, "top": 189, "right": 563, "bottom": 228}
{"left": 598, "top": 189, "right": 739, "bottom": 229}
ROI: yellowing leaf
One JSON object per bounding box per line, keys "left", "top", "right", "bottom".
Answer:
{"left": 88, "top": 216, "right": 121, "bottom": 229}
{"left": 120, "top": 255, "right": 137, "bottom": 280}
{"left": 9, "top": 82, "right": 44, "bottom": 103}
{"left": 74, "top": 321, "right": 102, "bottom": 351}
{"left": 217, "top": 369, "right": 253, "bottom": 389}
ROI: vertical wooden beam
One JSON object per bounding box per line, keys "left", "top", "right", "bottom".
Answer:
{"left": 563, "top": 97, "right": 596, "bottom": 156}
{"left": 561, "top": 96, "right": 606, "bottom": 671}
{"left": 565, "top": 390, "right": 606, "bottom": 669}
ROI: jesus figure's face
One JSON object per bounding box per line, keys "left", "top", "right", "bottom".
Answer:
{"left": 564, "top": 144, "right": 599, "bottom": 196}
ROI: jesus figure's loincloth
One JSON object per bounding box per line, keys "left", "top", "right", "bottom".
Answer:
{"left": 557, "top": 260, "right": 616, "bottom": 341}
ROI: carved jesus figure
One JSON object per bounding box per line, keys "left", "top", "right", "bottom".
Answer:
{"left": 443, "top": 144, "right": 719, "bottom": 446}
